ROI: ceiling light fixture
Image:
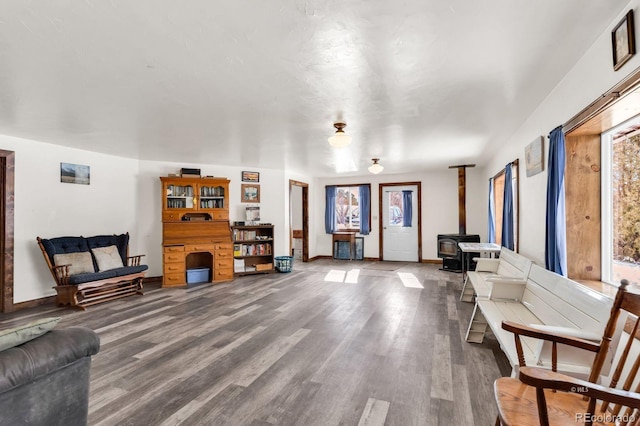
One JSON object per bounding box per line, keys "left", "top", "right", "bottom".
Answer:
{"left": 368, "top": 158, "right": 384, "bottom": 174}
{"left": 328, "top": 122, "right": 352, "bottom": 148}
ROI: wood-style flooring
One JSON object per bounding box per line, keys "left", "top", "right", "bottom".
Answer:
{"left": 1, "top": 260, "right": 510, "bottom": 425}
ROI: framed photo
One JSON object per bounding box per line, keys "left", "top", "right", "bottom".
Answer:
{"left": 524, "top": 136, "right": 544, "bottom": 177}
{"left": 612, "top": 10, "right": 635, "bottom": 71}
{"left": 241, "top": 171, "right": 260, "bottom": 182}
{"left": 60, "top": 163, "right": 90, "bottom": 185}
{"left": 241, "top": 184, "right": 260, "bottom": 203}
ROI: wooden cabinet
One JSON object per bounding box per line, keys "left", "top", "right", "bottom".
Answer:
{"left": 160, "top": 177, "right": 229, "bottom": 221}
{"left": 160, "top": 176, "right": 233, "bottom": 287}
{"left": 232, "top": 225, "right": 275, "bottom": 276}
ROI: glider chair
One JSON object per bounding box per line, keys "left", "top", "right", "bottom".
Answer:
{"left": 494, "top": 279, "right": 640, "bottom": 425}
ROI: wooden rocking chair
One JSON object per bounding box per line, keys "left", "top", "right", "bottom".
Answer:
{"left": 494, "top": 279, "right": 640, "bottom": 425}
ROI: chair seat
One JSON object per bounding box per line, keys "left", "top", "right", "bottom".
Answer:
{"left": 495, "top": 377, "right": 618, "bottom": 425}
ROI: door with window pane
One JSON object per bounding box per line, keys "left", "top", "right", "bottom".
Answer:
{"left": 382, "top": 185, "right": 418, "bottom": 261}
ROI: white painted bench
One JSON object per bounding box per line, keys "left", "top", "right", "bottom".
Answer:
{"left": 460, "top": 247, "right": 532, "bottom": 302}
{"left": 465, "top": 264, "right": 616, "bottom": 378}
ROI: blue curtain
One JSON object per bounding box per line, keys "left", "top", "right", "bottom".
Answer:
{"left": 359, "top": 185, "right": 371, "bottom": 235}
{"left": 501, "top": 164, "right": 514, "bottom": 250}
{"left": 545, "top": 126, "right": 567, "bottom": 276}
{"left": 402, "top": 190, "right": 413, "bottom": 227}
{"left": 325, "top": 186, "right": 336, "bottom": 234}
{"left": 488, "top": 178, "right": 496, "bottom": 243}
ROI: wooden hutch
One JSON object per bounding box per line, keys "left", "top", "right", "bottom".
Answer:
{"left": 160, "top": 176, "right": 234, "bottom": 287}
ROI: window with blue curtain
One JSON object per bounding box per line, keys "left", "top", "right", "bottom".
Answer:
{"left": 545, "top": 126, "right": 567, "bottom": 276}
{"left": 326, "top": 184, "right": 371, "bottom": 234}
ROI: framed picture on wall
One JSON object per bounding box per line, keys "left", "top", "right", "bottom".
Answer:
{"left": 612, "top": 10, "right": 636, "bottom": 71}
{"left": 60, "top": 163, "right": 90, "bottom": 185}
{"left": 241, "top": 184, "right": 260, "bottom": 203}
{"left": 524, "top": 136, "right": 544, "bottom": 177}
{"left": 241, "top": 171, "right": 260, "bottom": 182}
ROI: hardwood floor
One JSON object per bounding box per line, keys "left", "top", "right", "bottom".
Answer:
{"left": 2, "top": 260, "right": 510, "bottom": 425}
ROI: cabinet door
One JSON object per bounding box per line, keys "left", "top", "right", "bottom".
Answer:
{"left": 164, "top": 182, "right": 196, "bottom": 210}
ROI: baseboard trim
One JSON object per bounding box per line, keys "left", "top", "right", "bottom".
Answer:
{"left": 13, "top": 295, "right": 56, "bottom": 311}
{"left": 421, "top": 259, "right": 443, "bottom": 264}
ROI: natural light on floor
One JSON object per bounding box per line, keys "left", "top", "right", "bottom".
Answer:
{"left": 397, "top": 272, "right": 423, "bottom": 288}
{"left": 324, "top": 269, "right": 360, "bottom": 283}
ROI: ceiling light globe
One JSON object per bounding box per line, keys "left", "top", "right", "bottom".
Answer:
{"left": 328, "top": 130, "right": 352, "bottom": 148}
{"left": 368, "top": 163, "right": 384, "bottom": 174}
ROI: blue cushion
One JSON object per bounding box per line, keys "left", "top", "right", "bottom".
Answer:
{"left": 113, "top": 265, "right": 148, "bottom": 276}
{"left": 67, "top": 270, "right": 118, "bottom": 285}
{"left": 39, "top": 237, "right": 91, "bottom": 268}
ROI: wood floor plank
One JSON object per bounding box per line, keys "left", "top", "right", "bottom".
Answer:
{"left": 5, "top": 260, "right": 509, "bottom": 425}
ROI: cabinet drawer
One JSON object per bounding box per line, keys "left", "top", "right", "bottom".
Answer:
{"left": 164, "top": 263, "right": 185, "bottom": 273}
{"left": 164, "top": 253, "right": 184, "bottom": 263}
{"left": 214, "top": 269, "right": 233, "bottom": 281}
{"left": 163, "top": 211, "right": 182, "bottom": 221}
{"left": 163, "top": 272, "right": 185, "bottom": 286}
{"left": 212, "top": 210, "right": 229, "bottom": 220}
{"left": 215, "top": 258, "right": 233, "bottom": 269}
{"left": 164, "top": 245, "right": 184, "bottom": 253}
{"left": 215, "top": 243, "right": 233, "bottom": 251}
{"left": 185, "top": 244, "right": 215, "bottom": 253}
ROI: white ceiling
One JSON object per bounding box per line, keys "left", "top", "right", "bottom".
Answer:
{"left": 0, "top": 1, "right": 627, "bottom": 177}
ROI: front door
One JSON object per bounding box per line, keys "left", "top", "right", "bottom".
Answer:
{"left": 381, "top": 184, "right": 419, "bottom": 261}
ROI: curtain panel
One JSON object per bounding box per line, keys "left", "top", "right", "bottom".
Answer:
{"left": 488, "top": 178, "right": 496, "bottom": 243}
{"left": 359, "top": 185, "right": 371, "bottom": 235}
{"left": 545, "top": 126, "right": 568, "bottom": 276}
{"left": 501, "top": 164, "right": 515, "bottom": 250}
{"left": 324, "top": 186, "right": 337, "bottom": 234}
{"left": 402, "top": 190, "right": 413, "bottom": 227}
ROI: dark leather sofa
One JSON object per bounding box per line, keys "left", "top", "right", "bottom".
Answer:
{"left": 0, "top": 327, "right": 100, "bottom": 425}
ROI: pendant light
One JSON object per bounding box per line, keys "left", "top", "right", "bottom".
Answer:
{"left": 328, "top": 122, "right": 352, "bottom": 148}
{"left": 368, "top": 158, "right": 384, "bottom": 174}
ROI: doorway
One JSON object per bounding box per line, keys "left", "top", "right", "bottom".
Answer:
{"left": 289, "top": 180, "right": 309, "bottom": 262}
{"left": 0, "top": 150, "right": 14, "bottom": 313}
{"left": 379, "top": 182, "right": 421, "bottom": 262}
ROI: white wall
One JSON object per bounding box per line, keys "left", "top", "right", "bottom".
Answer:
{"left": 0, "top": 135, "right": 139, "bottom": 303}
{"left": 137, "top": 160, "right": 287, "bottom": 277}
{"left": 315, "top": 167, "right": 486, "bottom": 260}
{"left": 483, "top": 1, "right": 640, "bottom": 265}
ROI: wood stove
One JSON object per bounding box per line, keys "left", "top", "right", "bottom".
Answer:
{"left": 437, "top": 233, "right": 480, "bottom": 272}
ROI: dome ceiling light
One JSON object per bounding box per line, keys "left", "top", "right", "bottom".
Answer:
{"left": 328, "top": 122, "right": 352, "bottom": 148}
{"left": 368, "top": 158, "right": 384, "bottom": 174}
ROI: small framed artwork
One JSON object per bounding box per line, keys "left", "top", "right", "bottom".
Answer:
{"left": 612, "top": 10, "right": 635, "bottom": 71}
{"left": 241, "top": 184, "right": 260, "bottom": 203}
{"left": 241, "top": 171, "right": 260, "bottom": 182}
{"left": 60, "top": 163, "right": 90, "bottom": 185}
{"left": 525, "top": 136, "right": 544, "bottom": 177}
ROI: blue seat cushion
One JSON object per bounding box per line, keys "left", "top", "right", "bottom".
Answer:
{"left": 67, "top": 270, "right": 118, "bottom": 285}
{"left": 113, "top": 265, "right": 148, "bottom": 276}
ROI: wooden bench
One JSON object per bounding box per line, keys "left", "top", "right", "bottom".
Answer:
{"left": 460, "top": 247, "right": 532, "bottom": 302}
{"left": 37, "top": 233, "right": 148, "bottom": 309}
{"left": 465, "top": 264, "right": 616, "bottom": 378}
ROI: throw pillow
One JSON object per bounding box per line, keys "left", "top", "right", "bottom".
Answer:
{"left": 53, "top": 252, "right": 95, "bottom": 276}
{"left": 91, "top": 245, "right": 124, "bottom": 271}
{"left": 0, "top": 317, "right": 61, "bottom": 352}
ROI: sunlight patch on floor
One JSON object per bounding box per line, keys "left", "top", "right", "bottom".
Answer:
{"left": 345, "top": 269, "right": 360, "bottom": 283}
{"left": 324, "top": 270, "right": 346, "bottom": 282}
{"left": 397, "top": 272, "right": 423, "bottom": 288}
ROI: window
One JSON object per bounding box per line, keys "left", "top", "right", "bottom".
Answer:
{"left": 488, "top": 162, "right": 519, "bottom": 249}
{"left": 602, "top": 117, "right": 640, "bottom": 286}
{"left": 335, "top": 186, "right": 361, "bottom": 230}
{"left": 388, "top": 191, "right": 404, "bottom": 226}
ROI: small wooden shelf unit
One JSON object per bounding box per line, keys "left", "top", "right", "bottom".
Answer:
{"left": 160, "top": 176, "right": 234, "bottom": 287}
{"left": 232, "top": 225, "right": 275, "bottom": 276}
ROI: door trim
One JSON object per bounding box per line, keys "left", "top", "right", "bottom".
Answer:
{"left": 289, "top": 179, "right": 309, "bottom": 262}
{"left": 378, "top": 181, "right": 422, "bottom": 261}
{"left": 0, "top": 150, "right": 15, "bottom": 313}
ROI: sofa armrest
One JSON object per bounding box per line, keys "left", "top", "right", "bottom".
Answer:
{"left": 474, "top": 258, "right": 499, "bottom": 272}
{"left": 52, "top": 264, "right": 72, "bottom": 285}
{"left": 0, "top": 327, "right": 100, "bottom": 393}
{"left": 487, "top": 277, "right": 527, "bottom": 301}
{"left": 127, "top": 254, "right": 146, "bottom": 267}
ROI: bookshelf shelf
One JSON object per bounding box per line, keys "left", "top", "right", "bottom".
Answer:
{"left": 232, "top": 225, "right": 275, "bottom": 276}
